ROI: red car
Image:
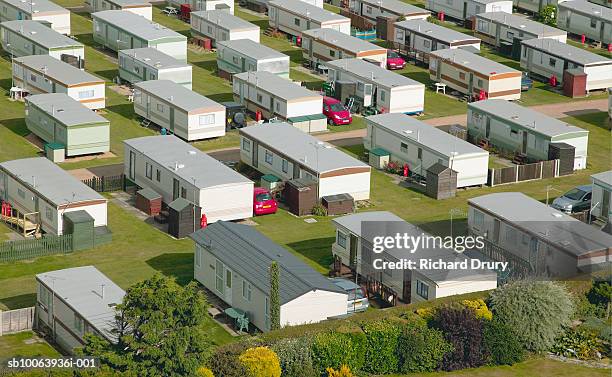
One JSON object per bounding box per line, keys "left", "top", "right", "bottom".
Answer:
{"left": 253, "top": 187, "right": 277, "bottom": 216}
{"left": 386, "top": 50, "right": 406, "bottom": 70}
{"left": 323, "top": 96, "right": 352, "bottom": 126}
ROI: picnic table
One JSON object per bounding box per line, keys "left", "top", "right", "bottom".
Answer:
{"left": 224, "top": 307, "right": 249, "bottom": 333}
{"left": 163, "top": 6, "right": 178, "bottom": 16}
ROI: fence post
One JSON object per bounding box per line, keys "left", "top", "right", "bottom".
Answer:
{"left": 515, "top": 166, "right": 519, "bottom": 183}
{"left": 540, "top": 161, "right": 543, "bottom": 179}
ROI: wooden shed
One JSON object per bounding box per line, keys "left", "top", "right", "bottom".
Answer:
{"left": 322, "top": 194, "right": 354, "bottom": 215}
{"left": 63, "top": 210, "right": 94, "bottom": 251}
{"left": 167, "top": 198, "right": 201, "bottom": 239}
{"left": 136, "top": 188, "right": 162, "bottom": 216}
{"left": 426, "top": 163, "right": 457, "bottom": 200}
{"left": 548, "top": 143, "right": 575, "bottom": 176}
{"left": 284, "top": 178, "right": 318, "bottom": 216}
{"left": 563, "top": 69, "right": 587, "bottom": 98}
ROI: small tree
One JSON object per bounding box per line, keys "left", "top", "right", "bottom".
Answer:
{"left": 538, "top": 5, "right": 557, "bottom": 26}
{"left": 269, "top": 261, "right": 281, "bottom": 331}
{"left": 482, "top": 319, "right": 524, "bottom": 365}
{"left": 238, "top": 347, "right": 282, "bottom": 377}
{"left": 397, "top": 322, "right": 453, "bottom": 373}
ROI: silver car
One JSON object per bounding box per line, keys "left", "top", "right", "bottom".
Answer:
{"left": 330, "top": 278, "right": 369, "bottom": 313}
{"left": 551, "top": 185, "right": 592, "bottom": 213}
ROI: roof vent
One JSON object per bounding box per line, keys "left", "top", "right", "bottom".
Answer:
{"left": 56, "top": 109, "right": 64, "bottom": 113}
{"left": 188, "top": 150, "right": 197, "bottom": 155}
{"left": 144, "top": 57, "right": 151, "bottom": 61}
{"left": 552, "top": 213, "right": 562, "bottom": 218}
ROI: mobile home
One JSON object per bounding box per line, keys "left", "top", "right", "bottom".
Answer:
{"left": 92, "top": 10, "right": 187, "bottom": 61}
{"left": 429, "top": 48, "right": 522, "bottom": 100}
{"left": 591, "top": 171, "right": 611, "bottom": 225}
{"left": 124, "top": 135, "right": 253, "bottom": 222}
{"left": 217, "top": 39, "right": 290, "bottom": 80}
{"left": 513, "top": 0, "right": 566, "bottom": 14}
{"left": 119, "top": 47, "right": 193, "bottom": 89}
{"left": 425, "top": 0, "right": 512, "bottom": 22}
{"left": 268, "top": 0, "right": 351, "bottom": 37}
{"left": 557, "top": 0, "right": 612, "bottom": 45}
{"left": 475, "top": 12, "right": 568, "bottom": 49}
{"left": 192, "top": 221, "right": 347, "bottom": 332}
{"left": 331, "top": 211, "right": 497, "bottom": 304}
{"left": 349, "top": 0, "right": 431, "bottom": 23}
{"left": 467, "top": 99, "right": 589, "bottom": 169}
{"left": 232, "top": 71, "right": 326, "bottom": 132}
{"left": 25, "top": 93, "right": 110, "bottom": 157}
{"left": 190, "top": 0, "right": 234, "bottom": 13}
{"left": 36, "top": 267, "right": 125, "bottom": 353}
{"left": 468, "top": 192, "right": 612, "bottom": 277}
{"left": 325, "top": 58, "right": 425, "bottom": 114}
{"left": 13, "top": 55, "right": 105, "bottom": 109}
{"left": 393, "top": 19, "right": 482, "bottom": 58}
{"left": 0, "top": 20, "right": 84, "bottom": 65}
{"left": 301, "top": 28, "right": 388, "bottom": 68}
{"left": 133, "top": 80, "right": 225, "bottom": 141}
{"left": 0, "top": 157, "right": 108, "bottom": 235}
{"left": 239, "top": 123, "right": 371, "bottom": 200}
{"left": 365, "top": 113, "right": 489, "bottom": 187}
{"left": 521, "top": 38, "right": 612, "bottom": 91}
{"left": 190, "top": 10, "right": 260, "bottom": 45}
{"left": 86, "top": 0, "right": 152, "bottom": 20}
{"left": 0, "top": 0, "right": 70, "bottom": 34}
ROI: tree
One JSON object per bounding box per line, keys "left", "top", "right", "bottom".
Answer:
{"left": 489, "top": 280, "right": 574, "bottom": 352}
{"left": 81, "top": 274, "right": 212, "bottom": 376}
{"left": 238, "top": 347, "right": 282, "bottom": 377}
{"left": 269, "top": 261, "right": 281, "bottom": 331}
{"left": 538, "top": 5, "right": 557, "bottom": 26}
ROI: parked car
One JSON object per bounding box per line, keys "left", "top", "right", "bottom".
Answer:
{"left": 253, "top": 187, "right": 277, "bottom": 215}
{"left": 323, "top": 96, "right": 352, "bottom": 126}
{"left": 551, "top": 185, "right": 592, "bottom": 213}
{"left": 521, "top": 72, "right": 533, "bottom": 91}
{"left": 330, "top": 277, "right": 369, "bottom": 313}
{"left": 386, "top": 50, "right": 406, "bottom": 70}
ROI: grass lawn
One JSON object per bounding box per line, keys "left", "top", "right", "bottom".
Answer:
{"left": 0, "top": 331, "right": 60, "bottom": 359}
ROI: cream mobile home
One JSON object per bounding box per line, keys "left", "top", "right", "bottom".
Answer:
{"left": 217, "top": 39, "right": 290, "bottom": 80}
{"left": 326, "top": 58, "right": 425, "bottom": 114}
{"left": 133, "top": 80, "right": 225, "bottom": 141}
{"left": 119, "top": 47, "right": 193, "bottom": 89}
{"left": 268, "top": 0, "right": 351, "bottom": 37}
{"left": 190, "top": 10, "right": 260, "bottom": 45}
{"left": 557, "top": 0, "right": 612, "bottom": 45}
{"left": 13, "top": 55, "right": 105, "bottom": 109}
{"left": 425, "top": 0, "right": 512, "bottom": 21}
{"left": 475, "top": 12, "right": 568, "bottom": 48}
{"left": 302, "top": 28, "right": 387, "bottom": 68}
{"left": 349, "top": 0, "right": 431, "bottom": 23}
{"left": 86, "top": 0, "right": 152, "bottom": 20}
{"left": 0, "top": 0, "right": 70, "bottom": 34}
{"left": 240, "top": 123, "right": 371, "bottom": 200}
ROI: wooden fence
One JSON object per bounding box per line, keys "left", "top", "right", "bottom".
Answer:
{"left": 0, "top": 234, "right": 73, "bottom": 263}
{"left": 81, "top": 174, "right": 125, "bottom": 192}
{"left": 488, "top": 160, "right": 559, "bottom": 187}
{"left": 0, "top": 307, "right": 35, "bottom": 336}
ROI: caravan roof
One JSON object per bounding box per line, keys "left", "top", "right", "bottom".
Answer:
{"left": 14, "top": 55, "right": 102, "bottom": 86}
{"left": 217, "top": 39, "right": 287, "bottom": 61}
{"left": 92, "top": 10, "right": 186, "bottom": 41}
{"left": 360, "top": 0, "right": 430, "bottom": 16}
{"left": 303, "top": 28, "right": 386, "bottom": 54}
{"left": 27, "top": 94, "right": 108, "bottom": 126}
{"left": 191, "top": 10, "right": 259, "bottom": 31}
{"left": 522, "top": 38, "right": 612, "bottom": 66}
{"left": 134, "top": 80, "right": 222, "bottom": 112}
{"left": 559, "top": 0, "right": 612, "bottom": 20}
{"left": 269, "top": 0, "right": 349, "bottom": 23}
{"left": 325, "top": 58, "right": 423, "bottom": 88}
{"left": 234, "top": 71, "right": 320, "bottom": 101}
{"left": 430, "top": 48, "right": 518, "bottom": 75}
{"left": 2, "top": 0, "right": 66, "bottom": 14}
{"left": 120, "top": 48, "right": 190, "bottom": 70}
{"left": 1, "top": 20, "right": 83, "bottom": 49}
{"left": 395, "top": 19, "right": 481, "bottom": 45}
{"left": 476, "top": 12, "right": 566, "bottom": 37}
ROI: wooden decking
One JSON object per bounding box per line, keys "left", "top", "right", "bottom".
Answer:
{"left": 1, "top": 210, "right": 40, "bottom": 238}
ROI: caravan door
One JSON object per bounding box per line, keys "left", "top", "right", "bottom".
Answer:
{"left": 362, "top": 83, "right": 373, "bottom": 107}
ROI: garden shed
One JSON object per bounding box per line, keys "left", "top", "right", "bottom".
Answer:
{"left": 268, "top": 0, "right": 351, "bottom": 37}
{"left": 426, "top": 163, "right": 458, "bottom": 200}
{"left": 284, "top": 178, "right": 318, "bottom": 216}
{"left": 135, "top": 188, "right": 162, "bottom": 216}
{"left": 0, "top": 0, "right": 70, "bottom": 34}
{"left": 548, "top": 143, "right": 576, "bottom": 176}
{"left": 168, "top": 197, "right": 201, "bottom": 239}
{"left": 217, "top": 39, "right": 289, "bottom": 80}
{"left": 322, "top": 194, "right": 354, "bottom": 215}
{"left": 63, "top": 210, "right": 94, "bottom": 251}
{"left": 190, "top": 10, "right": 260, "bottom": 46}
{"left": 368, "top": 147, "right": 390, "bottom": 169}
{"left": 119, "top": 48, "right": 193, "bottom": 89}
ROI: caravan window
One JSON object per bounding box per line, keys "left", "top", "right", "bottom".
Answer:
{"left": 242, "top": 280, "right": 252, "bottom": 301}
{"left": 294, "top": 18, "right": 300, "bottom": 26}
{"left": 549, "top": 58, "right": 556, "bottom": 67}
{"left": 74, "top": 314, "right": 84, "bottom": 334}
{"left": 180, "top": 187, "right": 187, "bottom": 199}
{"left": 473, "top": 209, "right": 484, "bottom": 229}
{"left": 242, "top": 138, "right": 251, "bottom": 152}
{"left": 477, "top": 19, "right": 488, "bottom": 33}
{"left": 282, "top": 159, "right": 288, "bottom": 173}
{"left": 400, "top": 142, "right": 408, "bottom": 153}
{"left": 45, "top": 207, "right": 53, "bottom": 221}
{"left": 337, "top": 231, "right": 347, "bottom": 248}
{"left": 423, "top": 40, "right": 431, "bottom": 48}
{"left": 380, "top": 89, "right": 386, "bottom": 102}
{"left": 416, "top": 280, "right": 429, "bottom": 299}
{"left": 157, "top": 103, "right": 164, "bottom": 112}
{"left": 78, "top": 90, "right": 94, "bottom": 99}
{"left": 145, "top": 162, "right": 152, "bottom": 179}
{"left": 199, "top": 114, "right": 215, "bottom": 125}
{"left": 156, "top": 169, "right": 161, "bottom": 182}
{"left": 366, "top": 6, "right": 372, "bottom": 14}
{"left": 265, "top": 150, "right": 273, "bottom": 165}
{"left": 507, "top": 31, "right": 514, "bottom": 39}
{"left": 330, "top": 50, "right": 336, "bottom": 58}
{"left": 232, "top": 56, "right": 239, "bottom": 64}
{"left": 590, "top": 19, "right": 597, "bottom": 28}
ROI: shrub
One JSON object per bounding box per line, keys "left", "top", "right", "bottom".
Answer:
{"left": 238, "top": 347, "right": 281, "bottom": 377}
{"left": 416, "top": 306, "right": 436, "bottom": 321}
{"left": 489, "top": 281, "right": 574, "bottom": 352}
{"left": 587, "top": 278, "right": 611, "bottom": 318}
{"left": 461, "top": 299, "right": 492, "bottom": 321}
{"left": 397, "top": 321, "right": 453, "bottom": 373}
{"left": 196, "top": 367, "right": 215, "bottom": 377}
{"left": 271, "top": 337, "right": 317, "bottom": 377}
{"left": 581, "top": 317, "right": 612, "bottom": 343}
{"left": 311, "top": 204, "right": 327, "bottom": 217}
{"left": 433, "top": 307, "right": 487, "bottom": 371}
{"left": 326, "top": 365, "right": 355, "bottom": 377}
{"left": 208, "top": 343, "right": 248, "bottom": 377}
{"left": 551, "top": 328, "right": 606, "bottom": 360}
{"left": 383, "top": 160, "right": 403, "bottom": 175}
{"left": 361, "top": 320, "right": 401, "bottom": 374}
{"left": 482, "top": 319, "right": 524, "bottom": 366}
{"left": 311, "top": 331, "right": 366, "bottom": 373}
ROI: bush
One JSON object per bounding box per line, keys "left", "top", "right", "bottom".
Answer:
{"left": 326, "top": 365, "right": 355, "bottom": 377}
{"left": 311, "top": 204, "right": 327, "bottom": 217}
{"left": 238, "top": 347, "right": 281, "bottom": 377}
{"left": 271, "top": 337, "right": 317, "bottom": 377}
{"left": 581, "top": 317, "right": 612, "bottom": 343}
{"left": 361, "top": 320, "right": 401, "bottom": 374}
{"left": 416, "top": 307, "right": 436, "bottom": 321}
{"left": 208, "top": 343, "right": 248, "bottom": 377}
{"left": 397, "top": 321, "right": 453, "bottom": 373}
{"left": 551, "top": 328, "right": 606, "bottom": 360}
{"left": 460, "top": 299, "right": 492, "bottom": 321}
{"left": 587, "top": 278, "right": 611, "bottom": 318}
{"left": 433, "top": 307, "right": 487, "bottom": 371}
{"left": 489, "top": 281, "right": 574, "bottom": 352}
{"left": 383, "top": 160, "right": 403, "bottom": 175}
{"left": 311, "top": 331, "right": 366, "bottom": 373}
{"left": 196, "top": 367, "right": 215, "bottom": 377}
{"left": 482, "top": 319, "right": 525, "bottom": 366}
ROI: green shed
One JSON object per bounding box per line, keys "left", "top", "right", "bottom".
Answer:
{"left": 168, "top": 198, "right": 201, "bottom": 239}
{"left": 287, "top": 114, "right": 327, "bottom": 133}
{"left": 261, "top": 174, "right": 281, "bottom": 191}
{"left": 369, "top": 147, "right": 390, "bottom": 170}
{"left": 63, "top": 210, "right": 94, "bottom": 251}
{"left": 45, "top": 142, "right": 66, "bottom": 163}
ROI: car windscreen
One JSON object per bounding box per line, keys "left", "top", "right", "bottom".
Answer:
{"left": 348, "top": 288, "right": 365, "bottom": 300}
{"left": 256, "top": 193, "right": 273, "bottom": 202}
{"left": 329, "top": 103, "right": 345, "bottom": 112}
{"left": 388, "top": 51, "right": 399, "bottom": 58}
{"left": 563, "top": 188, "right": 586, "bottom": 200}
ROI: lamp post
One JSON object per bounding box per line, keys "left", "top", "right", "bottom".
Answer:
{"left": 545, "top": 185, "right": 562, "bottom": 205}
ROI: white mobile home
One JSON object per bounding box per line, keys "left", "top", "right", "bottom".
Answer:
{"left": 365, "top": 113, "right": 489, "bottom": 187}
{"left": 86, "top": 0, "right": 152, "bottom": 20}
{"left": 124, "top": 135, "right": 253, "bottom": 222}
{"left": 92, "top": 10, "right": 187, "bottom": 61}
{"left": 521, "top": 38, "right": 612, "bottom": 91}
{"left": 513, "top": 0, "right": 567, "bottom": 14}
{"left": 591, "top": 171, "right": 611, "bottom": 225}
{"left": 13, "top": 55, "right": 106, "bottom": 109}
{"left": 133, "top": 80, "right": 225, "bottom": 141}
{"left": 349, "top": 0, "right": 431, "bottom": 23}
{"left": 232, "top": 71, "right": 326, "bottom": 132}
{"left": 332, "top": 211, "right": 497, "bottom": 304}
{"left": 467, "top": 99, "right": 589, "bottom": 169}
{"left": 429, "top": 48, "right": 522, "bottom": 100}
{"left": 558, "top": 1, "right": 612, "bottom": 45}
{"left": 25, "top": 93, "right": 110, "bottom": 157}
{"left": 36, "top": 267, "right": 125, "bottom": 353}
{"left": 468, "top": 192, "right": 612, "bottom": 277}
{"left": 0, "top": 157, "right": 108, "bottom": 235}
{"left": 393, "top": 19, "right": 482, "bottom": 58}
{"left": 217, "top": 39, "right": 290, "bottom": 80}
{"left": 268, "top": 0, "right": 351, "bottom": 37}
{"left": 325, "top": 58, "right": 425, "bottom": 114}
{"left": 425, "top": 0, "right": 512, "bottom": 21}
{"left": 302, "top": 28, "right": 388, "bottom": 68}
{"left": 0, "top": 20, "right": 84, "bottom": 65}
{"left": 119, "top": 48, "right": 193, "bottom": 89}
{"left": 192, "top": 221, "right": 347, "bottom": 332}
{"left": 0, "top": 0, "right": 70, "bottom": 34}
{"left": 239, "top": 123, "right": 371, "bottom": 200}
{"left": 190, "top": 0, "right": 234, "bottom": 13}
{"left": 475, "top": 12, "right": 568, "bottom": 48}
{"left": 190, "top": 10, "right": 260, "bottom": 45}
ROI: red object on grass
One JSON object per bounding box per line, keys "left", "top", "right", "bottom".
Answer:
{"left": 439, "top": 12, "right": 445, "bottom": 22}
{"left": 608, "top": 44, "right": 612, "bottom": 53}
{"left": 581, "top": 34, "right": 586, "bottom": 44}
